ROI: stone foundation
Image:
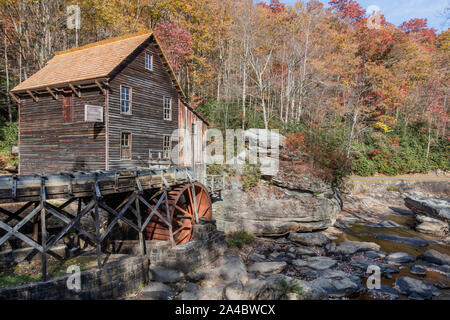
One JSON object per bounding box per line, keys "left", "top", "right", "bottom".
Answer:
{"left": 147, "top": 221, "right": 227, "bottom": 272}
{"left": 0, "top": 255, "right": 148, "bottom": 300}
{"left": 0, "top": 221, "right": 226, "bottom": 299}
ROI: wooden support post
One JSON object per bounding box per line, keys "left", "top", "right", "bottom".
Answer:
{"left": 69, "top": 83, "right": 81, "bottom": 98}
{"left": 94, "top": 200, "right": 101, "bottom": 270}
{"left": 46, "top": 87, "right": 58, "bottom": 100}
{"left": 40, "top": 177, "right": 47, "bottom": 281}
{"left": 26, "top": 90, "right": 39, "bottom": 102}
{"left": 95, "top": 80, "right": 106, "bottom": 95}
{"left": 93, "top": 175, "right": 102, "bottom": 270}
{"left": 190, "top": 182, "right": 199, "bottom": 224}
{"left": 76, "top": 198, "right": 82, "bottom": 248}
{"left": 135, "top": 195, "right": 145, "bottom": 256}
{"left": 32, "top": 213, "right": 39, "bottom": 242}
{"left": 164, "top": 191, "right": 175, "bottom": 247}
{"left": 9, "top": 92, "right": 20, "bottom": 104}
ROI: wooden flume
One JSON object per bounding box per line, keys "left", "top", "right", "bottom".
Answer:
{"left": 0, "top": 167, "right": 214, "bottom": 280}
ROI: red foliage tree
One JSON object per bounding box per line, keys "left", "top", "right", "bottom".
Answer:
{"left": 154, "top": 21, "right": 193, "bottom": 72}
{"left": 258, "top": 0, "right": 286, "bottom": 14}
{"left": 400, "top": 18, "right": 437, "bottom": 45}
{"left": 329, "top": 0, "right": 365, "bottom": 25}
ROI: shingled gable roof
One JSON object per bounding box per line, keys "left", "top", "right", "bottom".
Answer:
{"left": 11, "top": 31, "right": 185, "bottom": 98}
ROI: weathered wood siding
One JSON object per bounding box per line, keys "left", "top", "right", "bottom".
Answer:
{"left": 19, "top": 88, "right": 106, "bottom": 174}
{"left": 107, "top": 37, "right": 179, "bottom": 169}
{"left": 178, "top": 101, "right": 207, "bottom": 181}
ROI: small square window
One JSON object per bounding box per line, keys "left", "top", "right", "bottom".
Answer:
{"left": 163, "top": 97, "right": 172, "bottom": 120}
{"left": 121, "top": 132, "right": 132, "bottom": 159}
{"left": 145, "top": 53, "right": 153, "bottom": 71}
{"left": 121, "top": 86, "right": 132, "bottom": 114}
{"left": 163, "top": 135, "right": 171, "bottom": 159}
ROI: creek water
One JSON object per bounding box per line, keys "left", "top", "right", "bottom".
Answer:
{"left": 337, "top": 212, "right": 450, "bottom": 300}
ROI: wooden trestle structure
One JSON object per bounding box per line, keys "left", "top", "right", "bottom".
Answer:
{"left": 0, "top": 167, "right": 213, "bottom": 280}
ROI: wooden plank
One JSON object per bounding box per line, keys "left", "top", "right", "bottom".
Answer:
{"left": 94, "top": 201, "right": 101, "bottom": 270}
{"left": 0, "top": 167, "right": 191, "bottom": 203}
{"left": 69, "top": 83, "right": 81, "bottom": 98}
{"left": 0, "top": 204, "right": 42, "bottom": 246}
{"left": 26, "top": 90, "right": 39, "bottom": 102}
{"left": 45, "top": 200, "right": 96, "bottom": 249}
{"left": 135, "top": 196, "right": 145, "bottom": 256}
{"left": 46, "top": 87, "right": 58, "bottom": 100}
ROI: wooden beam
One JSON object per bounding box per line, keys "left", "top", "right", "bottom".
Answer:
{"left": 9, "top": 92, "right": 20, "bottom": 104}
{"left": 46, "top": 87, "right": 58, "bottom": 100}
{"left": 69, "top": 83, "right": 81, "bottom": 98}
{"left": 26, "top": 90, "right": 38, "bottom": 102}
{"left": 95, "top": 80, "right": 106, "bottom": 95}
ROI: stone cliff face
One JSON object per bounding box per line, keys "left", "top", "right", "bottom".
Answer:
{"left": 214, "top": 162, "right": 342, "bottom": 236}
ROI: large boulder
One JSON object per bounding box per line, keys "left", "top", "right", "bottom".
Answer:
{"left": 214, "top": 182, "right": 341, "bottom": 236}
{"left": 186, "top": 254, "right": 248, "bottom": 285}
{"left": 405, "top": 197, "right": 450, "bottom": 221}
{"left": 247, "top": 262, "right": 287, "bottom": 275}
{"left": 263, "top": 274, "right": 327, "bottom": 300}
{"left": 394, "top": 277, "right": 441, "bottom": 299}
{"left": 415, "top": 215, "right": 449, "bottom": 237}
{"left": 309, "top": 270, "right": 364, "bottom": 298}
{"left": 405, "top": 197, "right": 449, "bottom": 237}
{"left": 374, "top": 234, "right": 428, "bottom": 247}
{"left": 293, "top": 256, "right": 337, "bottom": 271}
{"left": 417, "top": 249, "right": 450, "bottom": 266}
{"left": 386, "top": 252, "right": 415, "bottom": 264}
{"left": 140, "top": 282, "right": 174, "bottom": 300}
{"left": 244, "top": 129, "right": 286, "bottom": 148}
{"left": 149, "top": 267, "right": 184, "bottom": 283}
{"left": 289, "top": 233, "right": 330, "bottom": 247}
{"left": 333, "top": 241, "right": 381, "bottom": 255}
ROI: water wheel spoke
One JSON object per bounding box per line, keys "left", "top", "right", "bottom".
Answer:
{"left": 199, "top": 206, "right": 211, "bottom": 219}
{"left": 176, "top": 231, "right": 191, "bottom": 244}
{"left": 173, "top": 225, "right": 190, "bottom": 236}
{"left": 196, "top": 190, "right": 204, "bottom": 213}
{"left": 175, "top": 205, "right": 189, "bottom": 216}
{"left": 187, "top": 187, "right": 194, "bottom": 212}
{"left": 145, "top": 182, "right": 212, "bottom": 245}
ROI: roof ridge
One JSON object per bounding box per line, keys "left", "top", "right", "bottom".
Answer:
{"left": 54, "top": 30, "right": 153, "bottom": 56}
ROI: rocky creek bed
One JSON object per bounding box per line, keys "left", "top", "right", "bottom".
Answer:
{"left": 130, "top": 187, "right": 450, "bottom": 301}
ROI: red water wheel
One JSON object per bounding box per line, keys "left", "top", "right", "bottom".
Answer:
{"left": 144, "top": 182, "right": 212, "bottom": 245}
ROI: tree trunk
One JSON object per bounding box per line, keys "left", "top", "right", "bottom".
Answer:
{"left": 347, "top": 109, "right": 358, "bottom": 158}
{"left": 426, "top": 119, "right": 432, "bottom": 161}
{"left": 4, "top": 33, "right": 11, "bottom": 125}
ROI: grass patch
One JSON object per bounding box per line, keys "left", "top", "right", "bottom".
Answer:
{"left": 386, "top": 186, "right": 401, "bottom": 193}
{"left": 226, "top": 231, "right": 255, "bottom": 249}
{"left": 0, "top": 121, "right": 18, "bottom": 168}
{"left": 0, "top": 255, "right": 97, "bottom": 289}
{"left": 278, "top": 278, "right": 304, "bottom": 299}
{"left": 241, "top": 164, "right": 261, "bottom": 190}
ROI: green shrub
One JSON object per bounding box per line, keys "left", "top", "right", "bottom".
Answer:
{"left": 226, "top": 231, "right": 255, "bottom": 249}
{"left": 241, "top": 164, "right": 261, "bottom": 190}
{"left": 304, "top": 124, "right": 353, "bottom": 185}
{"left": 386, "top": 186, "right": 401, "bottom": 193}
{"left": 351, "top": 121, "right": 449, "bottom": 176}
{"left": 278, "top": 278, "right": 304, "bottom": 299}
{"left": 0, "top": 121, "right": 18, "bottom": 166}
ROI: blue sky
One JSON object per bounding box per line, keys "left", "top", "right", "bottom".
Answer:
{"left": 274, "top": 0, "right": 449, "bottom": 32}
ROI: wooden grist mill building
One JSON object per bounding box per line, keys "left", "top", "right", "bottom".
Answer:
{"left": 10, "top": 31, "right": 208, "bottom": 180}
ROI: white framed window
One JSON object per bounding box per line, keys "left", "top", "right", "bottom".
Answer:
{"left": 163, "top": 135, "right": 171, "bottom": 159}
{"left": 120, "top": 85, "right": 132, "bottom": 114}
{"left": 163, "top": 97, "right": 172, "bottom": 120}
{"left": 120, "top": 132, "right": 132, "bottom": 160}
{"left": 145, "top": 52, "right": 153, "bottom": 71}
